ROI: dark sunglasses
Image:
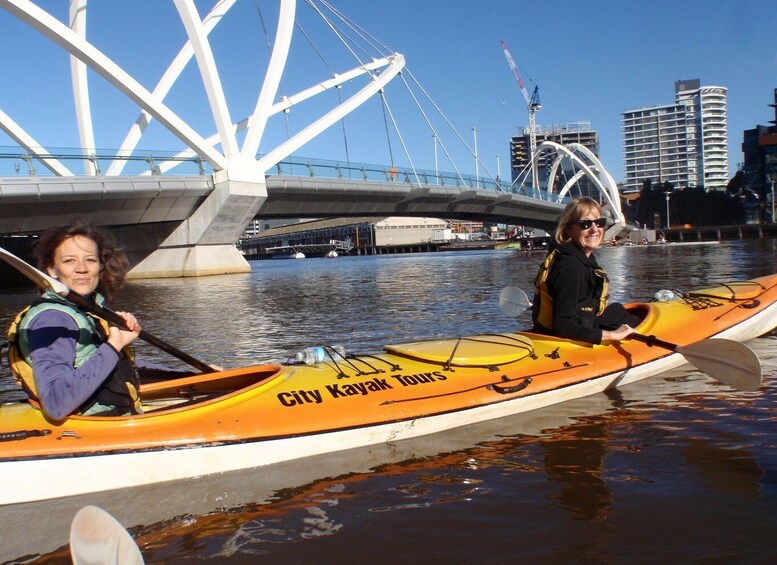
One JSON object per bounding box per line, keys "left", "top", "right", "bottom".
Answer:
{"left": 572, "top": 217, "right": 607, "bottom": 229}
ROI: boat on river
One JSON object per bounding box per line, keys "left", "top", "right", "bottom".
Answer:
{"left": 1, "top": 274, "right": 776, "bottom": 505}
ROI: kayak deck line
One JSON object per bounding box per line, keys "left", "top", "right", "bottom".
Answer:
{"left": 381, "top": 361, "right": 593, "bottom": 406}
{"left": 2, "top": 273, "right": 777, "bottom": 505}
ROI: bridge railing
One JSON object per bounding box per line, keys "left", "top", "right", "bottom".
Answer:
{"left": 0, "top": 146, "right": 568, "bottom": 203}
{"left": 0, "top": 146, "right": 208, "bottom": 177}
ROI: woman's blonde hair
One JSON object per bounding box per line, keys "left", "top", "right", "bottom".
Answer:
{"left": 553, "top": 197, "right": 603, "bottom": 244}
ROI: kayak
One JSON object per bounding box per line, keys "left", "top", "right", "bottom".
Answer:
{"left": 1, "top": 273, "right": 776, "bottom": 505}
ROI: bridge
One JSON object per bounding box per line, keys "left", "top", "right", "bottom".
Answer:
{"left": 0, "top": 1, "right": 625, "bottom": 277}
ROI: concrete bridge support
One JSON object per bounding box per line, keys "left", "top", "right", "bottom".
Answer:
{"left": 128, "top": 172, "right": 267, "bottom": 278}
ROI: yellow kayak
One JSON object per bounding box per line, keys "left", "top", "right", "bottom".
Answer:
{"left": 1, "top": 273, "right": 776, "bottom": 505}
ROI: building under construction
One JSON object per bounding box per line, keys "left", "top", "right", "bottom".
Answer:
{"left": 510, "top": 121, "right": 600, "bottom": 194}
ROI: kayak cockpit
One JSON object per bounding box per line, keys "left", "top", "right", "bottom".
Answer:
{"left": 138, "top": 364, "right": 283, "bottom": 412}
{"left": 626, "top": 303, "right": 652, "bottom": 328}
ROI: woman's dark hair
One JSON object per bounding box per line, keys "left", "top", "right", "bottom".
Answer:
{"left": 33, "top": 222, "right": 129, "bottom": 298}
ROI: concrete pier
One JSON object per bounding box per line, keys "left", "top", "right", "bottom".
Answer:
{"left": 129, "top": 172, "right": 267, "bottom": 278}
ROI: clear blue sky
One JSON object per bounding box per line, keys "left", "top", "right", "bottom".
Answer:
{"left": 1, "top": 0, "right": 775, "bottom": 183}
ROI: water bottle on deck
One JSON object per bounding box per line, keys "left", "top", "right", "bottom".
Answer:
{"left": 295, "top": 345, "right": 346, "bottom": 365}
{"left": 654, "top": 289, "right": 675, "bottom": 302}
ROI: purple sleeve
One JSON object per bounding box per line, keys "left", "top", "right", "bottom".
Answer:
{"left": 26, "top": 309, "right": 121, "bottom": 420}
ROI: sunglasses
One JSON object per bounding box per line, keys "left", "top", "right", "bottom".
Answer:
{"left": 572, "top": 217, "right": 607, "bottom": 229}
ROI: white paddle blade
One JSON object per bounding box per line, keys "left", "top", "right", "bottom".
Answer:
{"left": 70, "top": 505, "right": 144, "bottom": 565}
{"left": 499, "top": 286, "right": 532, "bottom": 318}
{"left": 0, "top": 246, "right": 69, "bottom": 295}
{"left": 677, "top": 339, "right": 762, "bottom": 392}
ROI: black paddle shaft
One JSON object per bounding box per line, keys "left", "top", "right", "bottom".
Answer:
{"left": 600, "top": 323, "right": 678, "bottom": 352}
{"left": 65, "top": 290, "right": 215, "bottom": 374}
{"left": 627, "top": 332, "right": 678, "bottom": 352}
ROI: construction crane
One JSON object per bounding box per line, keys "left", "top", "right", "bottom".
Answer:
{"left": 500, "top": 39, "right": 541, "bottom": 188}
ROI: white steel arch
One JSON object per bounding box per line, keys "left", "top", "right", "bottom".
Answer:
{"left": 106, "top": 0, "right": 237, "bottom": 176}
{"left": 69, "top": 0, "right": 95, "bottom": 175}
{"left": 0, "top": 0, "right": 407, "bottom": 277}
{"left": 0, "top": 0, "right": 405, "bottom": 181}
{"left": 533, "top": 140, "right": 626, "bottom": 225}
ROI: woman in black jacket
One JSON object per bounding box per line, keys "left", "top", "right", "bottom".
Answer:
{"left": 531, "top": 197, "right": 639, "bottom": 344}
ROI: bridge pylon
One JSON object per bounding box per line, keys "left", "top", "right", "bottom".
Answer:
{"left": 129, "top": 165, "right": 267, "bottom": 278}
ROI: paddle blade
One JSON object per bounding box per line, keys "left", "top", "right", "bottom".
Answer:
{"left": 0, "top": 246, "right": 69, "bottom": 295}
{"left": 677, "top": 339, "right": 762, "bottom": 392}
{"left": 70, "top": 505, "right": 144, "bottom": 565}
{"left": 499, "top": 286, "right": 532, "bottom": 318}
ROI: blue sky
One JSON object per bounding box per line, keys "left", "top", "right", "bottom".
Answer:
{"left": 1, "top": 0, "right": 775, "bottom": 183}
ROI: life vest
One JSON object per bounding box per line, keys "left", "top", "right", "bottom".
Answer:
{"left": 532, "top": 248, "right": 609, "bottom": 332}
{"left": 7, "top": 290, "right": 141, "bottom": 416}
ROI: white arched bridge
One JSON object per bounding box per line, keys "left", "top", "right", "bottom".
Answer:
{"left": 0, "top": 0, "right": 625, "bottom": 277}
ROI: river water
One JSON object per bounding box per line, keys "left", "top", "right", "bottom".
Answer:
{"left": 1, "top": 240, "right": 777, "bottom": 563}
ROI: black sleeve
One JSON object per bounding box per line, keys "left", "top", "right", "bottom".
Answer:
{"left": 546, "top": 257, "right": 603, "bottom": 344}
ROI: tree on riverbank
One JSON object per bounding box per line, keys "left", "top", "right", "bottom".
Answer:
{"left": 628, "top": 180, "right": 746, "bottom": 228}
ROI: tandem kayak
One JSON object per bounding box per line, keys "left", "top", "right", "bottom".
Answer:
{"left": 1, "top": 273, "right": 776, "bottom": 505}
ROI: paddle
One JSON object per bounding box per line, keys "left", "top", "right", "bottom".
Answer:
{"left": 70, "top": 505, "right": 144, "bottom": 565}
{"left": 626, "top": 332, "right": 762, "bottom": 392}
{"left": 0, "top": 246, "right": 215, "bottom": 374}
{"left": 499, "top": 286, "right": 533, "bottom": 317}
{"left": 498, "top": 285, "right": 762, "bottom": 392}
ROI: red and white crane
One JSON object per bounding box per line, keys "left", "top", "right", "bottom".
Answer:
{"left": 500, "top": 39, "right": 541, "bottom": 187}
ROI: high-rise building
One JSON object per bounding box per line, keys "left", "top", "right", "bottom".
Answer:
{"left": 742, "top": 89, "right": 777, "bottom": 221}
{"left": 509, "top": 121, "right": 599, "bottom": 193}
{"left": 622, "top": 79, "right": 728, "bottom": 192}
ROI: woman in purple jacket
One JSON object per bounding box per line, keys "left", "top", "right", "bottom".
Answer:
{"left": 9, "top": 223, "right": 143, "bottom": 420}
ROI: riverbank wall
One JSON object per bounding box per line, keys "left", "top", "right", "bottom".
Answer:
{"left": 662, "top": 223, "right": 777, "bottom": 242}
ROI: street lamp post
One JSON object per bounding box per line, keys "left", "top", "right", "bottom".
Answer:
{"left": 770, "top": 174, "right": 776, "bottom": 224}
{"left": 495, "top": 154, "right": 501, "bottom": 186}
{"left": 433, "top": 134, "right": 438, "bottom": 185}
{"left": 472, "top": 127, "right": 479, "bottom": 186}
{"left": 663, "top": 191, "right": 671, "bottom": 229}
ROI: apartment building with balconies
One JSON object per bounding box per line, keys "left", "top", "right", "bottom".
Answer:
{"left": 622, "top": 79, "right": 728, "bottom": 192}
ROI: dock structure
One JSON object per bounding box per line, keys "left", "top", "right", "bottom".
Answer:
{"left": 242, "top": 216, "right": 455, "bottom": 259}
{"left": 666, "top": 223, "right": 777, "bottom": 241}
{"left": 265, "top": 240, "right": 354, "bottom": 258}
{"left": 241, "top": 217, "right": 380, "bottom": 259}
{"left": 240, "top": 216, "right": 556, "bottom": 259}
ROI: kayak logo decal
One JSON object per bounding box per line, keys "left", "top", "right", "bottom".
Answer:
{"left": 391, "top": 371, "right": 448, "bottom": 387}
{"left": 327, "top": 377, "right": 394, "bottom": 398}
{"left": 276, "top": 372, "right": 448, "bottom": 406}
{"left": 277, "top": 389, "right": 324, "bottom": 407}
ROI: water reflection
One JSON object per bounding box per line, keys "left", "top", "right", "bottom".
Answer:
{"left": 683, "top": 438, "right": 763, "bottom": 498}
{"left": 542, "top": 421, "right": 613, "bottom": 522}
